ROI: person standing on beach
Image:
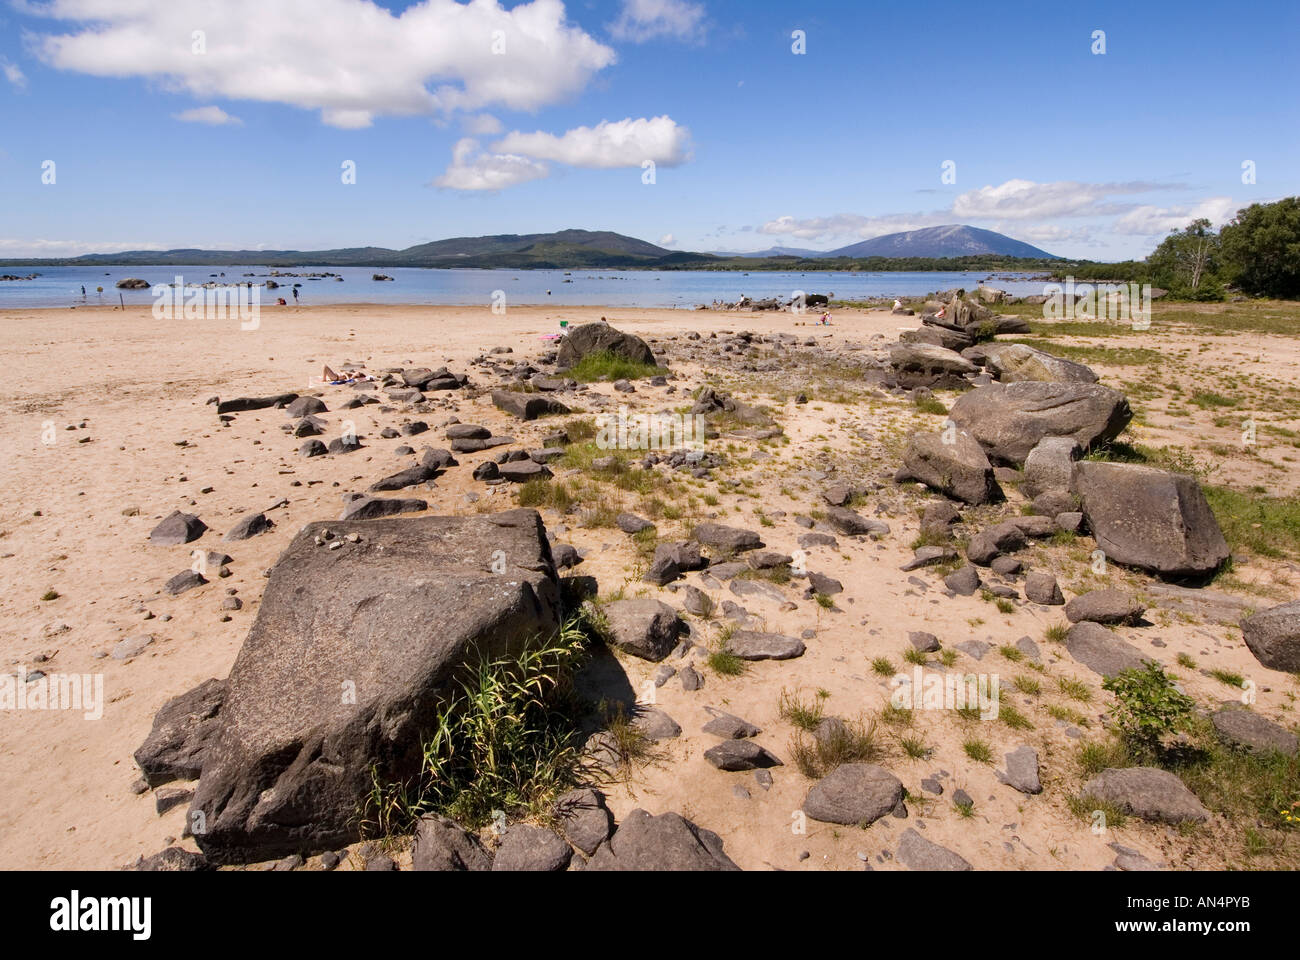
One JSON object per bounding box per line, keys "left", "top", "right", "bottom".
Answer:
{"left": 292, "top": 286, "right": 299, "bottom": 304}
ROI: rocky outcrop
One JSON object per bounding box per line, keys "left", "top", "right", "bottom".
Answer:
{"left": 949, "top": 382, "right": 1131, "bottom": 465}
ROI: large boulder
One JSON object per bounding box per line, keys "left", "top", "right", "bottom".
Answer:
{"left": 491, "top": 390, "right": 570, "bottom": 421}
{"left": 1241, "top": 600, "right": 1300, "bottom": 672}
{"left": 1065, "top": 622, "right": 1152, "bottom": 677}
{"left": 189, "top": 510, "right": 562, "bottom": 864}
{"left": 690, "top": 522, "right": 763, "bottom": 554}
{"left": 888, "top": 343, "right": 977, "bottom": 389}
{"left": 1080, "top": 767, "right": 1210, "bottom": 824}
{"left": 149, "top": 510, "right": 207, "bottom": 546}
{"left": 949, "top": 381, "right": 1132, "bottom": 465}
{"left": 1071, "top": 462, "right": 1229, "bottom": 577}
{"left": 1065, "top": 588, "right": 1145, "bottom": 625}
{"left": 1021, "top": 436, "right": 1081, "bottom": 499}
{"left": 1211, "top": 709, "right": 1299, "bottom": 755}
{"left": 980, "top": 343, "right": 1099, "bottom": 384}
{"left": 897, "top": 828, "right": 973, "bottom": 871}
{"left": 602, "top": 599, "right": 683, "bottom": 661}
{"left": 586, "top": 809, "right": 739, "bottom": 871}
{"left": 557, "top": 321, "right": 658, "bottom": 370}
{"left": 898, "top": 429, "right": 1002, "bottom": 505}
{"left": 802, "top": 763, "right": 903, "bottom": 826}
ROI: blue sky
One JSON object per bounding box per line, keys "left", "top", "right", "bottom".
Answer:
{"left": 1, "top": 0, "right": 1297, "bottom": 260}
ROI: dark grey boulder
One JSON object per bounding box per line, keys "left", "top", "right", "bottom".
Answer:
{"left": 491, "top": 824, "right": 572, "bottom": 872}
{"left": 981, "top": 343, "right": 1098, "bottom": 384}
{"left": 999, "top": 745, "right": 1042, "bottom": 794}
{"left": 285, "top": 396, "right": 327, "bottom": 418}
{"left": 554, "top": 787, "right": 614, "bottom": 856}
{"left": 1072, "top": 462, "right": 1228, "bottom": 577}
{"left": 1065, "top": 622, "right": 1152, "bottom": 677}
{"left": 445, "top": 424, "right": 490, "bottom": 440}
{"left": 190, "top": 510, "right": 561, "bottom": 863}
{"left": 724, "top": 630, "right": 805, "bottom": 660}
{"left": 299, "top": 439, "right": 327, "bottom": 457}
{"left": 223, "top": 512, "right": 273, "bottom": 542}
{"left": 898, "top": 430, "right": 1002, "bottom": 505}
{"left": 802, "top": 763, "right": 903, "bottom": 826}
{"left": 498, "top": 460, "right": 553, "bottom": 483}
{"left": 129, "top": 847, "right": 213, "bottom": 871}
{"left": 825, "top": 506, "right": 889, "bottom": 537}
{"left": 491, "top": 390, "right": 570, "bottom": 421}
{"left": 966, "top": 521, "right": 1027, "bottom": 566}
{"left": 134, "top": 678, "right": 227, "bottom": 786}
{"left": 411, "top": 815, "right": 493, "bottom": 871}
{"left": 888, "top": 342, "right": 977, "bottom": 389}
{"left": 149, "top": 510, "right": 207, "bottom": 546}
{"left": 556, "top": 321, "right": 658, "bottom": 370}
{"left": 217, "top": 393, "right": 298, "bottom": 414}
{"left": 1024, "top": 572, "right": 1064, "bottom": 605}
{"left": 949, "top": 381, "right": 1131, "bottom": 466}
{"left": 1022, "top": 436, "right": 1081, "bottom": 498}
{"left": 617, "top": 512, "right": 655, "bottom": 534}
{"left": 602, "top": 599, "right": 682, "bottom": 661}
{"left": 944, "top": 565, "right": 982, "bottom": 596}
{"left": 897, "top": 828, "right": 973, "bottom": 870}
{"left": 703, "top": 739, "right": 781, "bottom": 771}
{"left": 1080, "top": 767, "right": 1209, "bottom": 824}
{"left": 1065, "top": 588, "right": 1145, "bottom": 625}
{"left": 369, "top": 464, "right": 437, "bottom": 492}
{"left": 702, "top": 711, "right": 761, "bottom": 739}
{"left": 585, "top": 809, "right": 739, "bottom": 871}
{"left": 1210, "top": 709, "right": 1298, "bottom": 755}
{"left": 691, "top": 522, "right": 763, "bottom": 553}
{"left": 1241, "top": 600, "right": 1300, "bottom": 672}
{"left": 165, "top": 570, "right": 207, "bottom": 595}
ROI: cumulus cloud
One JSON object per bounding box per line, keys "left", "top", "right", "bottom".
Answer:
{"left": 608, "top": 0, "right": 706, "bottom": 43}
{"left": 433, "top": 137, "right": 549, "bottom": 191}
{"left": 0, "top": 237, "right": 166, "bottom": 257}
{"left": 28, "top": 0, "right": 616, "bottom": 128}
{"left": 659, "top": 233, "right": 675, "bottom": 246}
{"left": 494, "top": 115, "right": 692, "bottom": 168}
{"left": 173, "top": 105, "right": 241, "bottom": 125}
{"left": 951, "top": 178, "right": 1175, "bottom": 220}
{"left": 1113, "top": 196, "right": 1237, "bottom": 235}
{"left": 759, "top": 212, "right": 951, "bottom": 243}
{"left": 1, "top": 58, "right": 26, "bottom": 88}
{"left": 462, "top": 113, "right": 504, "bottom": 136}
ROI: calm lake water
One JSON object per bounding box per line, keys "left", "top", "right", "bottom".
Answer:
{"left": 0, "top": 265, "right": 1052, "bottom": 310}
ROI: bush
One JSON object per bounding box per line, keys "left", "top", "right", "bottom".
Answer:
{"left": 1102, "top": 660, "right": 1195, "bottom": 761}
{"left": 1219, "top": 197, "right": 1300, "bottom": 299}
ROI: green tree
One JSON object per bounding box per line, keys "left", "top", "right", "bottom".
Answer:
{"left": 1219, "top": 197, "right": 1300, "bottom": 298}
{"left": 1145, "top": 218, "right": 1223, "bottom": 299}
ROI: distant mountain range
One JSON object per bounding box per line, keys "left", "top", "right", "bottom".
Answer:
{"left": 0, "top": 225, "right": 1060, "bottom": 269}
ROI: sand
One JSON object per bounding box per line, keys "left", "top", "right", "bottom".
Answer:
{"left": 0, "top": 301, "right": 1294, "bottom": 871}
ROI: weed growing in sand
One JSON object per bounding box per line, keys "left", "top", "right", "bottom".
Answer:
{"left": 1177, "top": 652, "right": 1198, "bottom": 669}
{"left": 939, "top": 649, "right": 959, "bottom": 668}
{"left": 1013, "top": 675, "right": 1042, "bottom": 696}
{"left": 903, "top": 646, "right": 928, "bottom": 666}
{"left": 1045, "top": 623, "right": 1069, "bottom": 643}
{"left": 963, "top": 738, "right": 993, "bottom": 763}
{"left": 706, "top": 648, "right": 746, "bottom": 677}
{"left": 1102, "top": 661, "right": 1194, "bottom": 762}
{"left": 871, "top": 656, "right": 895, "bottom": 677}
{"left": 999, "top": 644, "right": 1024, "bottom": 662}
{"left": 881, "top": 703, "right": 913, "bottom": 727}
{"left": 790, "top": 717, "right": 882, "bottom": 779}
{"left": 899, "top": 735, "right": 930, "bottom": 759}
{"left": 999, "top": 705, "right": 1035, "bottom": 731}
{"left": 778, "top": 688, "right": 825, "bottom": 731}
{"left": 1057, "top": 677, "right": 1093, "bottom": 702}
{"left": 567, "top": 350, "right": 667, "bottom": 383}
{"left": 1210, "top": 668, "right": 1246, "bottom": 688}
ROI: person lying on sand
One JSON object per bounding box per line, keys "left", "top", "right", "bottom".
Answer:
{"left": 322, "top": 365, "right": 374, "bottom": 384}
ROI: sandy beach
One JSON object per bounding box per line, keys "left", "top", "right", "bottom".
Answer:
{"left": 0, "top": 301, "right": 1296, "bottom": 871}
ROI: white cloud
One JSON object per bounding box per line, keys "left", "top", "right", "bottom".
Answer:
{"left": 609, "top": 0, "right": 706, "bottom": 43}
{"left": 434, "top": 137, "right": 549, "bottom": 191}
{"left": 759, "top": 212, "right": 950, "bottom": 243}
{"left": 463, "top": 113, "right": 504, "bottom": 136}
{"left": 29, "top": 0, "right": 616, "bottom": 128}
{"left": 1113, "top": 196, "right": 1237, "bottom": 235}
{"left": 494, "top": 116, "right": 692, "bottom": 169}
{"left": 659, "top": 233, "right": 675, "bottom": 246}
{"left": 173, "top": 105, "right": 241, "bottom": 125}
{"left": 1, "top": 57, "right": 26, "bottom": 88}
{"left": 952, "top": 178, "right": 1172, "bottom": 220}
{"left": 0, "top": 238, "right": 166, "bottom": 257}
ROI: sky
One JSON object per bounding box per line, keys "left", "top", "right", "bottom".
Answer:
{"left": 1, "top": 0, "right": 1297, "bottom": 261}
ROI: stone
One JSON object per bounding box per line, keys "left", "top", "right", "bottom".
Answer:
{"left": 679, "top": 585, "right": 714, "bottom": 616}
{"left": 112, "top": 635, "right": 154, "bottom": 660}
{"left": 888, "top": 342, "right": 978, "bottom": 389}
{"left": 129, "top": 847, "right": 212, "bottom": 872}
{"left": 802, "top": 764, "right": 904, "bottom": 826}
{"left": 1210, "top": 709, "right": 1298, "bottom": 755}
{"left": 498, "top": 460, "right": 553, "bottom": 483}
{"left": 654, "top": 540, "right": 706, "bottom": 570}
{"left": 1071, "top": 462, "right": 1228, "bottom": 576}
{"left": 966, "top": 521, "right": 1027, "bottom": 566}
{"left": 224, "top": 512, "right": 273, "bottom": 542}
{"left": 1241, "top": 600, "right": 1300, "bottom": 672}
{"left": 981, "top": 343, "right": 1099, "bottom": 385}
{"left": 492, "top": 824, "right": 572, "bottom": 872}
{"left": 285, "top": 396, "right": 328, "bottom": 418}
{"left": 1080, "top": 767, "right": 1210, "bottom": 824}
{"left": 554, "top": 788, "right": 614, "bottom": 856}
{"left": 165, "top": 570, "right": 207, "bottom": 595}
{"left": 149, "top": 510, "right": 207, "bottom": 546}
{"left": 898, "top": 430, "right": 1002, "bottom": 505}
{"left": 370, "top": 464, "right": 438, "bottom": 492}
{"left": 411, "top": 815, "right": 493, "bottom": 871}
{"left": 134, "top": 678, "right": 227, "bottom": 786}
{"left": 631, "top": 705, "right": 682, "bottom": 740}
{"left": 190, "top": 510, "right": 561, "bottom": 863}
{"left": 1022, "top": 436, "right": 1082, "bottom": 498}
{"left": 1000, "top": 746, "right": 1042, "bottom": 794}
{"left": 617, "top": 512, "right": 655, "bottom": 534}
{"left": 339, "top": 495, "right": 427, "bottom": 520}
{"left": 557, "top": 321, "right": 658, "bottom": 370}
{"left": 949, "top": 381, "right": 1132, "bottom": 466}
{"left": 944, "top": 565, "right": 982, "bottom": 596}
{"left": 299, "top": 439, "right": 327, "bottom": 457}
{"left": 1024, "top": 572, "right": 1064, "bottom": 605}
{"left": 446, "top": 423, "right": 490, "bottom": 440}
{"left": 1065, "top": 622, "right": 1152, "bottom": 677}
{"left": 155, "top": 786, "right": 194, "bottom": 815}
{"left": 703, "top": 739, "right": 782, "bottom": 771}
{"left": 691, "top": 522, "right": 763, "bottom": 553}
{"left": 216, "top": 393, "right": 298, "bottom": 414}
{"left": 491, "top": 390, "right": 570, "bottom": 421}
{"left": 702, "top": 711, "right": 761, "bottom": 739}
{"left": 724, "top": 630, "right": 805, "bottom": 660}
{"left": 585, "top": 809, "right": 738, "bottom": 871}
{"left": 602, "top": 599, "right": 682, "bottom": 661}
{"left": 825, "top": 506, "right": 889, "bottom": 537}
{"left": 909, "top": 631, "right": 941, "bottom": 652}
{"left": 990, "top": 555, "right": 1023, "bottom": 576}
{"left": 1065, "top": 589, "right": 1145, "bottom": 625}
{"left": 897, "top": 828, "right": 973, "bottom": 870}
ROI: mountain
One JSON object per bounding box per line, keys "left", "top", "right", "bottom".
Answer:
{"left": 826, "top": 225, "right": 1059, "bottom": 259}
{"left": 5, "top": 230, "right": 684, "bottom": 269}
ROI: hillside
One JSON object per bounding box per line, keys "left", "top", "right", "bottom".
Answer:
{"left": 827, "top": 225, "right": 1059, "bottom": 259}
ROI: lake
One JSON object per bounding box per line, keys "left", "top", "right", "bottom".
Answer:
{"left": 0, "top": 265, "right": 1053, "bottom": 310}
